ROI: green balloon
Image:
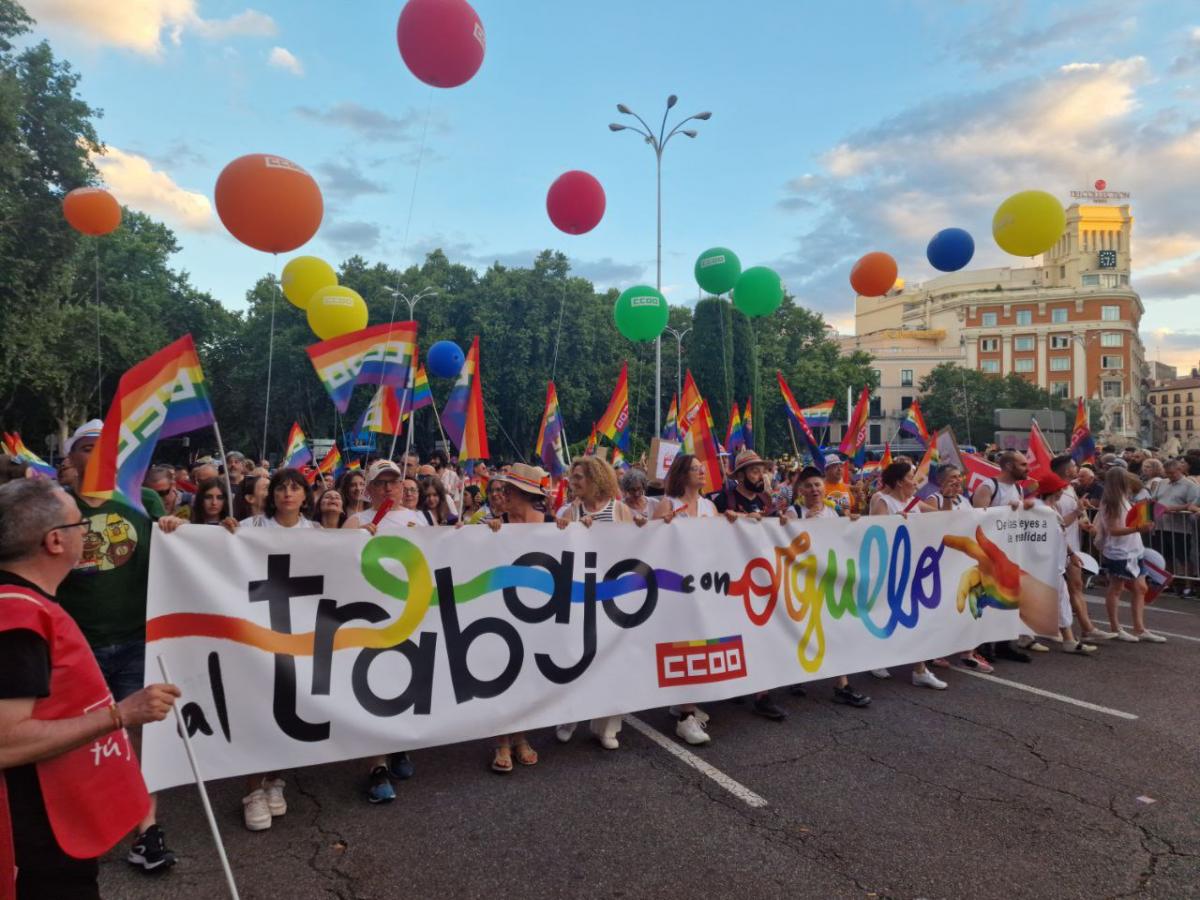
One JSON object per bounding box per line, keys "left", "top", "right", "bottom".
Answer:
{"left": 695, "top": 246, "right": 742, "bottom": 295}
{"left": 614, "top": 284, "right": 669, "bottom": 341}
{"left": 732, "top": 266, "right": 783, "bottom": 318}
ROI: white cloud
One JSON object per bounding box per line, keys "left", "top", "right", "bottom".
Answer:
{"left": 22, "top": 0, "right": 276, "bottom": 56}
{"left": 92, "top": 147, "right": 214, "bottom": 231}
{"left": 267, "top": 46, "right": 303, "bottom": 76}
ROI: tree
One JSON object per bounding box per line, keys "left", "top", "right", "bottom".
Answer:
{"left": 730, "top": 307, "right": 757, "bottom": 427}
{"left": 687, "top": 297, "right": 733, "bottom": 434}
{"left": 917, "top": 363, "right": 1073, "bottom": 447}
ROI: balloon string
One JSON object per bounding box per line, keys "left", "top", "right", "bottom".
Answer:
{"left": 94, "top": 242, "right": 102, "bottom": 418}
{"left": 550, "top": 273, "right": 567, "bottom": 383}
{"left": 261, "top": 270, "right": 278, "bottom": 465}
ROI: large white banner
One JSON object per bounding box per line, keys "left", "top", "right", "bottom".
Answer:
{"left": 143, "top": 509, "right": 1063, "bottom": 791}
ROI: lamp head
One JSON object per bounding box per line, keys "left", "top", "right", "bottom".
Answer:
{"left": 608, "top": 123, "right": 626, "bottom": 132}
{"left": 682, "top": 129, "right": 698, "bottom": 138}
{"left": 617, "top": 103, "right": 631, "bottom": 114}
{"left": 666, "top": 94, "right": 678, "bottom": 109}
{"left": 694, "top": 111, "right": 713, "bottom": 121}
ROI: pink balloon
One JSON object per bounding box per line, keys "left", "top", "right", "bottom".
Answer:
{"left": 396, "top": 0, "right": 485, "bottom": 88}
{"left": 546, "top": 171, "right": 606, "bottom": 235}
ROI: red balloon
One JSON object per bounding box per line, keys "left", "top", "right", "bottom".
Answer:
{"left": 546, "top": 171, "right": 606, "bottom": 235}
{"left": 849, "top": 251, "right": 898, "bottom": 298}
{"left": 215, "top": 154, "right": 323, "bottom": 254}
{"left": 397, "top": 0, "right": 485, "bottom": 88}
{"left": 63, "top": 187, "right": 121, "bottom": 236}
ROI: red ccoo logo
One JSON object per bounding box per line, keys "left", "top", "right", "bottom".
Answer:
{"left": 1094, "top": 179, "right": 1107, "bottom": 191}
{"left": 656, "top": 636, "right": 747, "bottom": 687}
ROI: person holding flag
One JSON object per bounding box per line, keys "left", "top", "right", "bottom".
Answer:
{"left": 1096, "top": 468, "right": 1163, "bottom": 644}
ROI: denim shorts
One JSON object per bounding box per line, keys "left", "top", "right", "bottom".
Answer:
{"left": 92, "top": 639, "right": 146, "bottom": 702}
{"left": 1100, "top": 556, "right": 1144, "bottom": 583}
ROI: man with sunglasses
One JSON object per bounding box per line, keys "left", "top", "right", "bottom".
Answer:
{"left": 52, "top": 420, "right": 186, "bottom": 873}
{"left": 0, "top": 478, "right": 181, "bottom": 899}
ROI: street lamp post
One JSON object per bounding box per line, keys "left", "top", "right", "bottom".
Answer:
{"left": 610, "top": 96, "right": 711, "bottom": 436}
{"left": 382, "top": 284, "right": 439, "bottom": 458}
{"left": 664, "top": 325, "right": 692, "bottom": 405}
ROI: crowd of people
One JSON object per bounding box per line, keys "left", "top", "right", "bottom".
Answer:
{"left": 1, "top": 417, "right": 1195, "bottom": 897}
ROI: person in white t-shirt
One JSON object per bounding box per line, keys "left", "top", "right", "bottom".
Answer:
{"left": 1033, "top": 473, "right": 1098, "bottom": 655}
{"left": 1049, "top": 455, "right": 1115, "bottom": 642}
{"left": 344, "top": 462, "right": 426, "bottom": 534}
{"left": 237, "top": 469, "right": 320, "bottom": 530}
{"left": 1096, "top": 467, "right": 1163, "bottom": 643}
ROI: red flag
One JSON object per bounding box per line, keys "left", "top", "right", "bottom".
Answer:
{"left": 1027, "top": 419, "right": 1054, "bottom": 482}
{"left": 838, "top": 387, "right": 871, "bottom": 457}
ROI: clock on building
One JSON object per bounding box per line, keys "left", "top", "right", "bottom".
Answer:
{"left": 1098, "top": 249, "right": 1117, "bottom": 268}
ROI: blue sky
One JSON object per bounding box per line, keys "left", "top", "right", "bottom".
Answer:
{"left": 21, "top": 0, "right": 1200, "bottom": 369}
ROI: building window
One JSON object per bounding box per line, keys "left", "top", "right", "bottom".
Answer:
{"left": 981, "top": 312, "right": 997, "bottom": 327}
{"left": 901, "top": 395, "right": 913, "bottom": 410}
{"left": 1189, "top": 406, "right": 1195, "bottom": 416}
{"left": 1176, "top": 393, "right": 1182, "bottom": 403}
{"left": 1050, "top": 356, "right": 1071, "bottom": 371}
{"left": 1101, "top": 355, "right": 1123, "bottom": 369}
{"left": 1175, "top": 406, "right": 1182, "bottom": 418}
{"left": 1082, "top": 274, "right": 1100, "bottom": 286}
{"left": 1058, "top": 267, "right": 1066, "bottom": 280}
{"left": 869, "top": 397, "right": 882, "bottom": 418}
{"left": 1051, "top": 308, "right": 1068, "bottom": 324}
{"left": 1050, "top": 335, "right": 1070, "bottom": 349}
{"left": 1014, "top": 358, "right": 1035, "bottom": 373}
{"left": 981, "top": 360, "right": 1000, "bottom": 374}
{"left": 980, "top": 338, "right": 999, "bottom": 352}
{"left": 1190, "top": 420, "right": 1195, "bottom": 432}
{"left": 1014, "top": 336, "right": 1035, "bottom": 351}
{"left": 869, "top": 424, "right": 882, "bottom": 445}
{"left": 1190, "top": 392, "right": 1195, "bottom": 401}
{"left": 1110, "top": 411, "right": 1123, "bottom": 431}
{"left": 1102, "top": 305, "right": 1120, "bottom": 321}
{"left": 1015, "top": 310, "right": 1032, "bottom": 326}
{"left": 900, "top": 369, "right": 913, "bottom": 387}
{"left": 1103, "top": 381, "right": 1123, "bottom": 399}
{"left": 871, "top": 369, "right": 881, "bottom": 385}
{"left": 1101, "top": 332, "right": 1122, "bottom": 348}
{"left": 1051, "top": 381, "right": 1070, "bottom": 398}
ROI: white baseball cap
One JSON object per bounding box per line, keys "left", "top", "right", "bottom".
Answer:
{"left": 366, "top": 459, "right": 403, "bottom": 483}
{"left": 66, "top": 419, "right": 104, "bottom": 454}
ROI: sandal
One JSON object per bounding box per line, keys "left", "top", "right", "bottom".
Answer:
{"left": 513, "top": 741, "right": 538, "bottom": 767}
{"left": 491, "top": 745, "right": 513, "bottom": 774}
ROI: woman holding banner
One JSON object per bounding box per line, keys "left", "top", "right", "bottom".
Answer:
{"left": 868, "top": 460, "right": 948, "bottom": 690}
{"left": 483, "top": 464, "right": 554, "bottom": 772}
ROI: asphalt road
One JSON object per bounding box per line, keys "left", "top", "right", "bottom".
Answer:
{"left": 100, "top": 590, "right": 1200, "bottom": 900}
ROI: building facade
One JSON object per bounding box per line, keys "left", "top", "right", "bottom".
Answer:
{"left": 1147, "top": 377, "right": 1200, "bottom": 450}
{"left": 838, "top": 203, "right": 1148, "bottom": 444}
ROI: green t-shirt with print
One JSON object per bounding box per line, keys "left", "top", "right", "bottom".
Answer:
{"left": 56, "top": 489, "right": 161, "bottom": 648}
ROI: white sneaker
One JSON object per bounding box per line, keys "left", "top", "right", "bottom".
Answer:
{"left": 912, "top": 670, "right": 947, "bottom": 690}
{"left": 263, "top": 777, "right": 286, "bottom": 816}
{"left": 589, "top": 719, "right": 620, "bottom": 750}
{"left": 675, "top": 714, "right": 711, "bottom": 746}
{"left": 870, "top": 668, "right": 891, "bottom": 679}
{"left": 1062, "top": 640, "right": 1098, "bottom": 655}
{"left": 1115, "top": 629, "right": 1140, "bottom": 643}
{"left": 1134, "top": 630, "right": 1167, "bottom": 643}
{"left": 1082, "top": 629, "right": 1117, "bottom": 641}
{"left": 555, "top": 723, "right": 577, "bottom": 743}
{"left": 668, "top": 705, "right": 710, "bottom": 725}
{"left": 242, "top": 789, "right": 272, "bottom": 831}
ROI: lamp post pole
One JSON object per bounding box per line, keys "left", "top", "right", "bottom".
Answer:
{"left": 610, "top": 97, "right": 711, "bottom": 437}
{"left": 664, "top": 326, "right": 692, "bottom": 404}
{"left": 382, "top": 284, "right": 439, "bottom": 459}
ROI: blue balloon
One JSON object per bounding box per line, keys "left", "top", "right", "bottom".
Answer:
{"left": 427, "top": 340, "right": 465, "bottom": 378}
{"left": 926, "top": 228, "right": 975, "bottom": 273}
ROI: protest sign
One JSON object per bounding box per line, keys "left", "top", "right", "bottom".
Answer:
{"left": 143, "top": 508, "right": 1062, "bottom": 790}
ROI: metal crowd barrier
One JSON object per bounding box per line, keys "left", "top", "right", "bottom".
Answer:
{"left": 1076, "top": 508, "right": 1200, "bottom": 591}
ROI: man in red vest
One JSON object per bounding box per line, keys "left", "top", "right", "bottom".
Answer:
{"left": 0, "top": 479, "right": 179, "bottom": 899}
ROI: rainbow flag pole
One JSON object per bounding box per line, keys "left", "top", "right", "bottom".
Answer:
{"left": 388, "top": 347, "right": 417, "bottom": 460}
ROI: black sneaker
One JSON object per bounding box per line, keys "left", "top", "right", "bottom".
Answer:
{"left": 833, "top": 685, "right": 871, "bottom": 708}
{"left": 388, "top": 751, "right": 414, "bottom": 781}
{"left": 127, "top": 824, "right": 176, "bottom": 872}
{"left": 788, "top": 684, "right": 807, "bottom": 697}
{"left": 752, "top": 694, "right": 787, "bottom": 721}
{"left": 994, "top": 642, "right": 1031, "bottom": 663}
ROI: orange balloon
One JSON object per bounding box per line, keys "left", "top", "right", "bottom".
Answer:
{"left": 63, "top": 187, "right": 121, "bottom": 236}
{"left": 850, "top": 252, "right": 898, "bottom": 298}
{"left": 214, "top": 154, "right": 323, "bottom": 254}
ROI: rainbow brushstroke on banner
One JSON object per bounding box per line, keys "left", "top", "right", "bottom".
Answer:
{"left": 535, "top": 381, "right": 569, "bottom": 477}
{"left": 81, "top": 334, "right": 215, "bottom": 513}
{"left": 307, "top": 322, "right": 417, "bottom": 413}
{"left": 3, "top": 432, "right": 55, "bottom": 478}
{"left": 442, "top": 336, "right": 489, "bottom": 461}
{"left": 281, "top": 422, "right": 312, "bottom": 469}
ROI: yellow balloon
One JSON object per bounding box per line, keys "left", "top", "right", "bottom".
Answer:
{"left": 282, "top": 256, "right": 337, "bottom": 310}
{"left": 307, "top": 285, "right": 368, "bottom": 340}
{"left": 992, "top": 190, "right": 1066, "bottom": 257}
{"left": 893, "top": 277, "right": 905, "bottom": 291}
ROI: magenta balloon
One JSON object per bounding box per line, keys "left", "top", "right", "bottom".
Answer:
{"left": 396, "top": 0, "right": 485, "bottom": 88}
{"left": 546, "top": 171, "right": 606, "bottom": 235}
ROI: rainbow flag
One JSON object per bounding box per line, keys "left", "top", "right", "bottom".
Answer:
{"left": 442, "top": 336, "right": 489, "bottom": 461}
{"left": 679, "top": 370, "right": 703, "bottom": 434}
{"left": 1125, "top": 500, "right": 1155, "bottom": 528}
{"left": 585, "top": 423, "right": 597, "bottom": 456}
{"left": 801, "top": 399, "right": 836, "bottom": 427}
{"left": 306, "top": 321, "right": 418, "bottom": 413}
{"left": 880, "top": 443, "right": 893, "bottom": 470}
{"left": 611, "top": 434, "right": 629, "bottom": 471}
{"left": 777, "top": 371, "right": 824, "bottom": 470}
{"left": 81, "top": 334, "right": 216, "bottom": 513}
{"left": 682, "top": 398, "right": 723, "bottom": 493}
{"left": 898, "top": 399, "right": 931, "bottom": 445}
{"left": 347, "top": 458, "right": 362, "bottom": 472}
{"left": 535, "top": 381, "right": 569, "bottom": 477}
{"left": 281, "top": 422, "right": 313, "bottom": 469}
{"left": 1069, "top": 397, "right": 1096, "bottom": 466}
{"left": 663, "top": 394, "right": 680, "bottom": 441}
{"left": 595, "top": 363, "right": 629, "bottom": 441}
{"left": 743, "top": 399, "right": 755, "bottom": 450}
{"left": 726, "top": 402, "right": 746, "bottom": 455}
{"left": 838, "top": 387, "right": 871, "bottom": 458}
{"left": 317, "top": 446, "right": 342, "bottom": 478}
{"left": 397, "top": 364, "right": 433, "bottom": 416}
{"left": 3, "top": 432, "right": 55, "bottom": 478}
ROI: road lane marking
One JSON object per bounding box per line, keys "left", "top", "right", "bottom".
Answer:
{"left": 623, "top": 714, "right": 768, "bottom": 808}
{"left": 957, "top": 670, "right": 1138, "bottom": 720}
{"left": 1085, "top": 598, "right": 1194, "bottom": 617}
